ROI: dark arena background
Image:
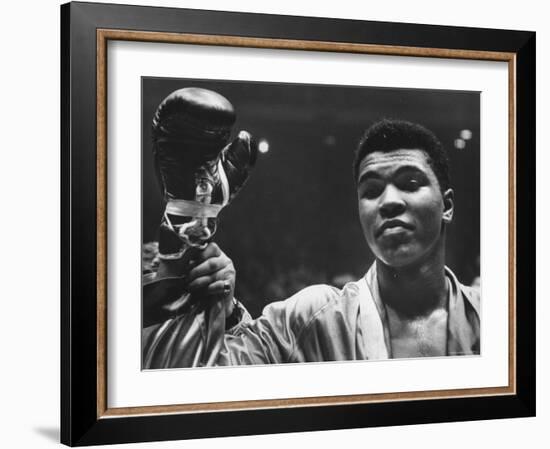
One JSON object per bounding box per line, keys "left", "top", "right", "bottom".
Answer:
{"left": 142, "top": 78, "right": 480, "bottom": 318}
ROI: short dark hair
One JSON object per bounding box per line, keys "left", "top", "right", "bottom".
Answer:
{"left": 353, "top": 119, "right": 450, "bottom": 192}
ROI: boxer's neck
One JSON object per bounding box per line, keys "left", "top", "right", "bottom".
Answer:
{"left": 376, "top": 240, "right": 448, "bottom": 318}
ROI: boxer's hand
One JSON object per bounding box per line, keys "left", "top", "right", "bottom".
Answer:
{"left": 187, "top": 242, "right": 236, "bottom": 316}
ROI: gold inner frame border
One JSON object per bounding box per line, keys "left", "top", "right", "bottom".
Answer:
{"left": 95, "top": 28, "right": 517, "bottom": 419}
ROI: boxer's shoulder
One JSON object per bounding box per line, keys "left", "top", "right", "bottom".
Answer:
{"left": 262, "top": 281, "right": 362, "bottom": 336}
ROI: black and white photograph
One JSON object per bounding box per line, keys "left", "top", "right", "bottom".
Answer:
{"left": 141, "top": 78, "right": 480, "bottom": 369}
{"left": 53, "top": 1, "right": 538, "bottom": 446}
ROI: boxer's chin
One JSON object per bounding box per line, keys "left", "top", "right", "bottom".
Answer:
{"left": 374, "top": 242, "right": 421, "bottom": 268}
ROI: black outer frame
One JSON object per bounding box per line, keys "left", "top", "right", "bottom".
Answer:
{"left": 60, "top": 1, "right": 536, "bottom": 446}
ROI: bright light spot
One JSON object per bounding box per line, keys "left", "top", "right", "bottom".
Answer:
{"left": 454, "top": 138, "right": 466, "bottom": 150}
{"left": 258, "top": 139, "right": 269, "bottom": 154}
{"left": 460, "top": 129, "right": 473, "bottom": 140}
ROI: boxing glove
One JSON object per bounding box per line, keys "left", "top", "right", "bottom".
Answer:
{"left": 151, "top": 87, "right": 257, "bottom": 259}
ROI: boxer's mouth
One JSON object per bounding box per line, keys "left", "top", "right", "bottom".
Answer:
{"left": 376, "top": 219, "right": 414, "bottom": 238}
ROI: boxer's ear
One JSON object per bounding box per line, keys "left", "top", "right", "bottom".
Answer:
{"left": 442, "top": 188, "right": 454, "bottom": 224}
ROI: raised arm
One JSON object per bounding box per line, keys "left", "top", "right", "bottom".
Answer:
{"left": 142, "top": 240, "right": 358, "bottom": 368}
{"left": 142, "top": 243, "right": 305, "bottom": 368}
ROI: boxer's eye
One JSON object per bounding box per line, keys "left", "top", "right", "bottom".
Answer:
{"left": 395, "top": 172, "right": 425, "bottom": 192}
{"left": 360, "top": 179, "right": 385, "bottom": 199}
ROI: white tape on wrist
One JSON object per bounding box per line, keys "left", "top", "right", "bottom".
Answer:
{"left": 165, "top": 199, "right": 223, "bottom": 218}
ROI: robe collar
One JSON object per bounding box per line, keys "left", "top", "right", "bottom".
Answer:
{"left": 358, "top": 263, "right": 480, "bottom": 359}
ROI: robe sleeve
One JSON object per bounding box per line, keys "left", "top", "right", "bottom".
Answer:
{"left": 142, "top": 285, "right": 340, "bottom": 368}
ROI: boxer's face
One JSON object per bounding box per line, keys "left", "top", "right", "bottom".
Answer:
{"left": 357, "top": 148, "right": 453, "bottom": 268}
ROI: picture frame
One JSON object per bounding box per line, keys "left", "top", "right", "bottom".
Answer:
{"left": 60, "top": 1, "right": 535, "bottom": 446}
